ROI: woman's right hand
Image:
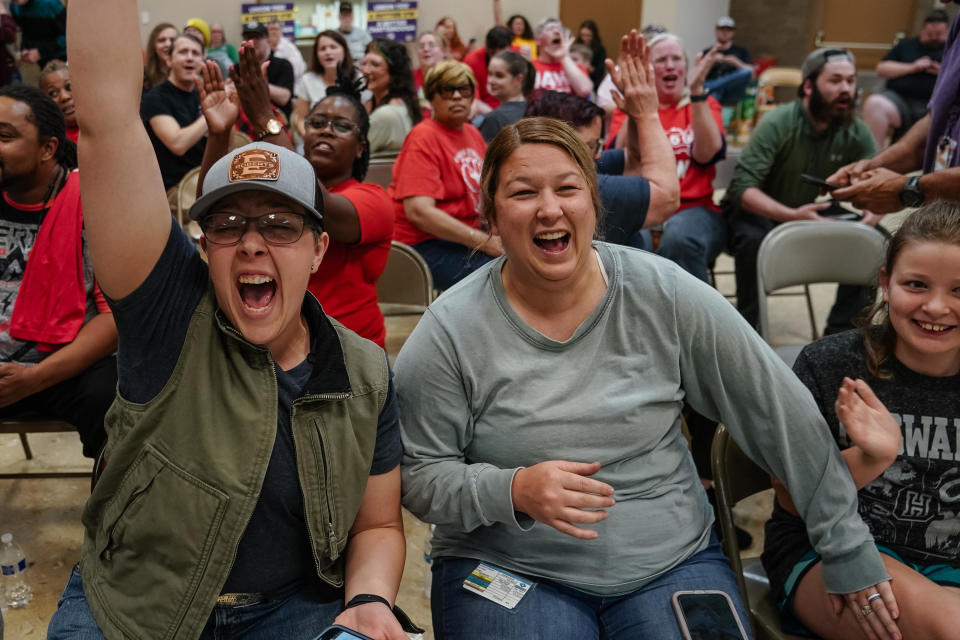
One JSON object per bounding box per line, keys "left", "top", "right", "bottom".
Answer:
{"left": 835, "top": 377, "right": 901, "bottom": 466}
{"left": 511, "top": 460, "right": 615, "bottom": 539}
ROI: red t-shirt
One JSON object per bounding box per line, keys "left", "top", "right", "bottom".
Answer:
{"left": 464, "top": 47, "right": 499, "bottom": 109}
{"left": 414, "top": 67, "right": 424, "bottom": 91}
{"left": 308, "top": 179, "right": 393, "bottom": 348}
{"left": 533, "top": 59, "right": 585, "bottom": 94}
{"left": 609, "top": 97, "right": 724, "bottom": 213}
{"left": 389, "top": 118, "right": 486, "bottom": 246}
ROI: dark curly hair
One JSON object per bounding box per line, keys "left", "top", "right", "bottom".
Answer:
{"left": 484, "top": 26, "right": 514, "bottom": 65}
{"left": 524, "top": 89, "right": 604, "bottom": 129}
{"left": 0, "top": 84, "right": 76, "bottom": 170}
{"left": 313, "top": 64, "right": 372, "bottom": 182}
{"left": 506, "top": 14, "right": 533, "bottom": 40}
{"left": 366, "top": 38, "right": 422, "bottom": 126}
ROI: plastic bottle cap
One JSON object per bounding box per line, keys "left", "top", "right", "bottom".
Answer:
{"left": 1, "top": 533, "right": 11, "bottom": 543}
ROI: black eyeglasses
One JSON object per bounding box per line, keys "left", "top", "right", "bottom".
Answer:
{"left": 304, "top": 115, "right": 358, "bottom": 135}
{"left": 437, "top": 84, "right": 474, "bottom": 99}
{"left": 200, "top": 212, "right": 308, "bottom": 245}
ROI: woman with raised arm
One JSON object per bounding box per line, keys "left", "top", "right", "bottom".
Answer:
{"left": 200, "top": 48, "right": 393, "bottom": 348}
{"left": 48, "top": 2, "right": 407, "bottom": 639}
{"left": 397, "top": 29, "right": 899, "bottom": 640}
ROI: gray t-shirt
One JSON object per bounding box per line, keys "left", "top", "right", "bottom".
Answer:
{"left": 397, "top": 242, "right": 888, "bottom": 596}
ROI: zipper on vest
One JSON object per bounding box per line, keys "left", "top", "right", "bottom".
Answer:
{"left": 315, "top": 423, "right": 340, "bottom": 560}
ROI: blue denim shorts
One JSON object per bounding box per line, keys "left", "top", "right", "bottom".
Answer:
{"left": 778, "top": 545, "right": 960, "bottom": 637}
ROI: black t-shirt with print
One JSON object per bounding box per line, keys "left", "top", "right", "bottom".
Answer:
{"left": 762, "top": 329, "right": 960, "bottom": 600}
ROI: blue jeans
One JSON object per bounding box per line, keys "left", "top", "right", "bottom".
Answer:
{"left": 705, "top": 68, "right": 753, "bottom": 106}
{"left": 431, "top": 532, "right": 751, "bottom": 640}
{"left": 630, "top": 206, "right": 727, "bottom": 284}
{"left": 48, "top": 565, "right": 344, "bottom": 640}
{"left": 412, "top": 238, "right": 494, "bottom": 291}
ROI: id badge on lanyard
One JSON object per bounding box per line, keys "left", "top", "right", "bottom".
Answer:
{"left": 935, "top": 105, "right": 960, "bottom": 172}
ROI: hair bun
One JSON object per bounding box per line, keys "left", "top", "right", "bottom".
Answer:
{"left": 328, "top": 62, "right": 365, "bottom": 101}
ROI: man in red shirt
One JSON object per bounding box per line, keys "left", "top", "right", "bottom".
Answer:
{"left": 463, "top": 25, "right": 514, "bottom": 115}
{"left": 532, "top": 18, "right": 592, "bottom": 97}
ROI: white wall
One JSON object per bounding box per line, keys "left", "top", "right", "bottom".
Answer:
{"left": 641, "top": 0, "right": 730, "bottom": 62}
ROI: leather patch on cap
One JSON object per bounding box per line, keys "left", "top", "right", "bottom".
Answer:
{"left": 229, "top": 149, "right": 280, "bottom": 182}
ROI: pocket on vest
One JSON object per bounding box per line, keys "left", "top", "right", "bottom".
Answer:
{"left": 90, "top": 445, "right": 229, "bottom": 640}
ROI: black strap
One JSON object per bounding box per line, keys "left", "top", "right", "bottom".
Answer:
{"left": 344, "top": 593, "right": 391, "bottom": 610}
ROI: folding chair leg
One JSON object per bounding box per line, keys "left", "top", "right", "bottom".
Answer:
{"left": 18, "top": 432, "right": 33, "bottom": 460}
{"left": 803, "top": 284, "right": 817, "bottom": 341}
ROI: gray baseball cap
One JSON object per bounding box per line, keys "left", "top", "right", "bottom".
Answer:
{"left": 716, "top": 16, "right": 735, "bottom": 28}
{"left": 801, "top": 47, "right": 856, "bottom": 80}
{"left": 188, "top": 142, "right": 323, "bottom": 225}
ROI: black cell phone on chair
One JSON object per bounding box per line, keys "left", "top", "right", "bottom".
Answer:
{"left": 313, "top": 625, "right": 375, "bottom": 640}
{"left": 672, "top": 590, "right": 750, "bottom": 640}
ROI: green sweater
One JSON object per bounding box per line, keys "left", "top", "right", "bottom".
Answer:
{"left": 397, "top": 243, "right": 888, "bottom": 597}
{"left": 723, "top": 100, "right": 875, "bottom": 211}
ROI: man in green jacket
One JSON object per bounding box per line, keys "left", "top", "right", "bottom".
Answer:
{"left": 46, "top": 1, "right": 408, "bottom": 639}
{"left": 723, "top": 47, "right": 878, "bottom": 330}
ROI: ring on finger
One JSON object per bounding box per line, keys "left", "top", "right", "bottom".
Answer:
{"left": 866, "top": 593, "right": 882, "bottom": 605}
{"left": 860, "top": 604, "right": 874, "bottom": 616}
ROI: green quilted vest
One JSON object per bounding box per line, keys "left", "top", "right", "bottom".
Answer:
{"left": 78, "top": 287, "right": 389, "bottom": 640}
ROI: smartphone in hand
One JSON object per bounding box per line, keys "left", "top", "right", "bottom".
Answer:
{"left": 801, "top": 173, "right": 840, "bottom": 191}
{"left": 313, "top": 625, "right": 375, "bottom": 640}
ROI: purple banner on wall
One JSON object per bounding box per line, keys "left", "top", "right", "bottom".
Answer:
{"left": 366, "top": 1, "right": 418, "bottom": 43}
{"left": 241, "top": 2, "right": 296, "bottom": 40}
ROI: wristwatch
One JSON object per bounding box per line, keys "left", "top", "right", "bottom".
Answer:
{"left": 690, "top": 93, "right": 710, "bottom": 103}
{"left": 255, "top": 118, "right": 283, "bottom": 140}
{"left": 898, "top": 174, "right": 925, "bottom": 208}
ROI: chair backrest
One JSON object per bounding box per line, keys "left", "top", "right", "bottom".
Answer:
{"left": 176, "top": 166, "right": 202, "bottom": 226}
{"left": 376, "top": 241, "right": 434, "bottom": 315}
{"left": 711, "top": 424, "right": 773, "bottom": 605}
{"left": 366, "top": 158, "right": 396, "bottom": 190}
{"left": 758, "top": 66, "right": 803, "bottom": 89}
{"left": 757, "top": 220, "right": 886, "bottom": 341}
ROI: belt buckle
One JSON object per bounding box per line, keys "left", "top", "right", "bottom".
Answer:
{"left": 216, "top": 592, "right": 265, "bottom": 607}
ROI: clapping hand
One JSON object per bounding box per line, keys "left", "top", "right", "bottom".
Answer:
{"left": 229, "top": 41, "right": 274, "bottom": 122}
{"left": 689, "top": 44, "right": 722, "bottom": 94}
{"left": 835, "top": 377, "right": 901, "bottom": 468}
{"left": 606, "top": 30, "right": 658, "bottom": 120}
{"left": 198, "top": 60, "right": 239, "bottom": 135}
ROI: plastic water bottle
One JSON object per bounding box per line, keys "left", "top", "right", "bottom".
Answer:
{"left": 0, "top": 533, "right": 32, "bottom": 608}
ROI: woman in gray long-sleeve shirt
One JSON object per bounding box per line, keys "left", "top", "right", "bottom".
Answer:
{"left": 396, "top": 35, "right": 897, "bottom": 640}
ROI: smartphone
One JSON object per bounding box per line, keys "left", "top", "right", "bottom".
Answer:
{"left": 312, "top": 625, "right": 375, "bottom": 640}
{"left": 672, "top": 590, "right": 750, "bottom": 640}
{"left": 801, "top": 173, "right": 840, "bottom": 191}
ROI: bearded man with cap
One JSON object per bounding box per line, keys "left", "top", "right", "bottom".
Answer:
{"left": 722, "top": 47, "right": 878, "bottom": 332}
{"left": 46, "top": 1, "right": 408, "bottom": 639}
